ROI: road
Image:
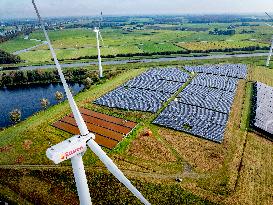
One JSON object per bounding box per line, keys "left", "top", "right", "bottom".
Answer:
{"left": 12, "top": 41, "right": 47, "bottom": 55}
{"left": 15, "top": 52, "right": 268, "bottom": 71}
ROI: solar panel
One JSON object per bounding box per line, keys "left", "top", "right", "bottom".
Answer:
{"left": 153, "top": 102, "right": 228, "bottom": 143}
{"left": 185, "top": 64, "right": 247, "bottom": 79}
{"left": 94, "top": 67, "right": 190, "bottom": 112}
{"left": 253, "top": 82, "right": 273, "bottom": 135}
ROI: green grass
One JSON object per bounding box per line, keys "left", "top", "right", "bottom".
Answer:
{"left": 240, "top": 82, "right": 253, "bottom": 131}
{"left": 178, "top": 40, "right": 268, "bottom": 51}
{"left": 0, "top": 36, "right": 41, "bottom": 53}
{"left": 138, "top": 41, "right": 183, "bottom": 53}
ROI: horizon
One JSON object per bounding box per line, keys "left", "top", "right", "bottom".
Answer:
{"left": 0, "top": 0, "right": 272, "bottom": 20}
{"left": 0, "top": 12, "right": 271, "bottom": 21}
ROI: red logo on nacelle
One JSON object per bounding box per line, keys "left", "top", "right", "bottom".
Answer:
{"left": 60, "top": 146, "right": 84, "bottom": 160}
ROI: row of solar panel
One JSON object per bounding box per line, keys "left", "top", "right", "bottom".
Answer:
{"left": 191, "top": 73, "right": 238, "bottom": 92}
{"left": 124, "top": 77, "right": 184, "bottom": 94}
{"left": 185, "top": 64, "right": 247, "bottom": 79}
{"left": 95, "top": 87, "right": 172, "bottom": 113}
{"left": 144, "top": 67, "right": 190, "bottom": 82}
{"left": 253, "top": 82, "right": 273, "bottom": 135}
{"left": 177, "top": 83, "right": 235, "bottom": 113}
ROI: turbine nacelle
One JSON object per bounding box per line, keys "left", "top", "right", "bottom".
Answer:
{"left": 93, "top": 27, "right": 99, "bottom": 33}
{"left": 46, "top": 134, "right": 92, "bottom": 164}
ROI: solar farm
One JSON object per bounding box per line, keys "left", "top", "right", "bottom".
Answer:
{"left": 94, "top": 64, "right": 247, "bottom": 143}
{"left": 252, "top": 82, "right": 273, "bottom": 136}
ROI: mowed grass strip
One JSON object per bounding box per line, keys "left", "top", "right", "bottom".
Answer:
{"left": 177, "top": 40, "right": 268, "bottom": 51}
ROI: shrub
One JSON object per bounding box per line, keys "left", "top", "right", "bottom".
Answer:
{"left": 40, "top": 98, "right": 50, "bottom": 110}
{"left": 82, "top": 77, "right": 93, "bottom": 89}
{"left": 55, "top": 91, "right": 64, "bottom": 103}
{"left": 9, "top": 109, "right": 21, "bottom": 124}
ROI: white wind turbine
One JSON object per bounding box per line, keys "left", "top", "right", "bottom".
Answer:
{"left": 31, "top": 1, "right": 150, "bottom": 205}
{"left": 94, "top": 12, "right": 104, "bottom": 78}
{"left": 265, "top": 12, "right": 273, "bottom": 67}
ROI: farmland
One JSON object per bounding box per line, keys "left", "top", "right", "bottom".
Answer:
{"left": 0, "top": 19, "right": 273, "bottom": 66}
{"left": 0, "top": 37, "right": 41, "bottom": 53}
{"left": 177, "top": 40, "right": 268, "bottom": 52}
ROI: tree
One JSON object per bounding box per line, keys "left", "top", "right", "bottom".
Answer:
{"left": 9, "top": 109, "right": 21, "bottom": 124}
{"left": 82, "top": 77, "right": 93, "bottom": 89}
{"left": 0, "top": 49, "right": 21, "bottom": 64}
{"left": 55, "top": 91, "right": 64, "bottom": 103}
{"left": 40, "top": 98, "right": 50, "bottom": 110}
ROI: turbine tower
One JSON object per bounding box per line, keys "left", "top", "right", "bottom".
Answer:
{"left": 265, "top": 12, "right": 273, "bottom": 67}
{"left": 94, "top": 27, "right": 103, "bottom": 78}
{"left": 31, "top": 1, "right": 150, "bottom": 205}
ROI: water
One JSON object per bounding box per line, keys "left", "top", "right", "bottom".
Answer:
{"left": 0, "top": 83, "right": 84, "bottom": 128}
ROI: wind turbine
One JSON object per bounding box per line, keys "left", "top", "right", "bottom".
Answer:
{"left": 31, "top": 1, "right": 150, "bottom": 205}
{"left": 94, "top": 12, "right": 104, "bottom": 78}
{"left": 265, "top": 12, "right": 273, "bottom": 67}
{"left": 94, "top": 28, "right": 103, "bottom": 78}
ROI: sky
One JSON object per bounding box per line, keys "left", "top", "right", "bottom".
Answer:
{"left": 0, "top": 0, "right": 272, "bottom": 19}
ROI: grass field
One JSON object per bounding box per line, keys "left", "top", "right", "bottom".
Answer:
{"left": 0, "top": 36, "right": 41, "bottom": 53}
{"left": 138, "top": 41, "right": 183, "bottom": 53}
{"left": 17, "top": 29, "right": 189, "bottom": 63}
{"left": 177, "top": 40, "right": 269, "bottom": 52}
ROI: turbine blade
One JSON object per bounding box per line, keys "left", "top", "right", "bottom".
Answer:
{"left": 98, "top": 31, "right": 104, "bottom": 47}
{"left": 87, "top": 140, "right": 150, "bottom": 205}
{"left": 265, "top": 12, "right": 273, "bottom": 21}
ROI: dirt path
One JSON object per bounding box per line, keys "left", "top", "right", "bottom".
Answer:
{"left": 0, "top": 163, "right": 206, "bottom": 180}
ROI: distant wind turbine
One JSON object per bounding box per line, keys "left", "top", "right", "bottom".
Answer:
{"left": 31, "top": 1, "right": 150, "bottom": 205}
{"left": 94, "top": 27, "right": 103, "bottom": 78}
{"left": 265, "top": 12, "right": 273, "bottom": 67}
{"left": 94, "top": 12, "right": 104, "bottom": 78}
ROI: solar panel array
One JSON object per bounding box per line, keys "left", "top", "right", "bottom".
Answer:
{"left": 185, "top": 64, "right": 247, "bottom": 79}
{"left": 52, "top": 108, "right": 137, "bottom": 149}
{"left": 153, "top": 64, "right": 247, "bottom": 143}
{"left": 252, "top": 82, "right": 273, "bottom": 135}
{"left": 94, "top": 68, "right": 190, "bottom": 112}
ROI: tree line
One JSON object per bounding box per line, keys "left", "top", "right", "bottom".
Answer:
{"left": 0, "top": 67, "right": 123, "bottom": 88}
{"left": 191, "top": 45, "right": 269, "bottom": 53}
{"left": 0, "top": 49, "right": 21, "bottom": 64}
{"left": 65, "top": 50, "right": 191, "bottom": 61}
